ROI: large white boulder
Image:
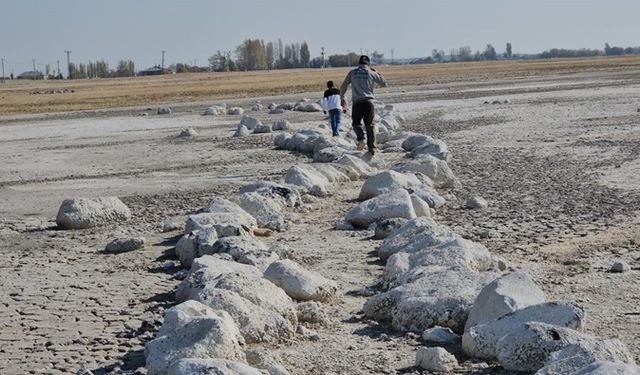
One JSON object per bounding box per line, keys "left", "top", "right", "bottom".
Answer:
{"left": 392, "top": 155, "right": 459, "bottom": 189}
{"left": 56, "top": 197, "right": 132, "bottom": 229}
{"left": 311, "top": 163, "right": 351, "bottom": 183}
{"left": 185, "top": 198, "right": 257, "bottom": 233}
{"left": 377, "top": 217, "right": 462, "bottom": 261}
{"left": 168, "top": 358, "right": 262, "bottom": 375}
{"left": 358, "top": 170, "right": 423, "bottom": 200}
{"left": 190, "top": 284, "right": 296, "bottom": 344}
{"left": 294, "top": 102, "right": 323, "bottom": 112}
{"left": 145, "top": 301, "right": 244, "bottom": 375}
{"left": 536, "top": 340, "right": 636, "bottom": 375}
{"left": 253, "top": 124, "right": 272, "bottom": 134}
{"left": 410, "top": 139, "right": 450, "bottom": 161}
{"left": 239, "top": 180, "right": 300, "bottom": 208}
{"left": 176, "top": 257, "right": 261, "bottom": 302}
{"left": 462, "top": 302, "right": 586, "bottom": 360}
{"left": 560, "top": 361, "right": 640, "bottom": 375}
{"left": 175, "top": 228, "right": 218, "bottom": 267}
{"left": 234, "top": 124, "right": 251, "bottom": 137}
{"left": 465, "top": 270, "right": 546, "bottom": 332}
{"left": 238, "top": 192, "right": 286, "bottom": 231}
{"left": 363, "top": 268, "right": 496, "bottom": 333}
{"left": 264, "top": 260, "right": 338, "bottom": 302}
{"left": 415, "top": 347, "right": 458, "bottom": 372}
{"left": 228, "top": 107, "right": 244, "bottom": 115}
{"left": 336, "top": 155, "right": 377, "bottom": 180}
{"left": 240, "top": 116, "right": 262, "bottom": 130}
{"left": 345, "top": 189, "right": 417, "bottom": 229}
{"left": 496, "top": 323, "right": 594, "bottom": 372}
{"left": 383, "top": 238, "right": 494, "bottom": 288}
{"left": 272, "top": 119, "right": 293, "bottom": 131}
{"left": 402, "top": 134, "right": 435, "bottom": 151}
{"left": 284, "top": 165, "right": 331, "bottom": 196}
{"left": 200, "top": 235, "right": 277, "bottom": 269}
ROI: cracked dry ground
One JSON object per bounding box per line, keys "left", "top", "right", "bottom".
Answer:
{"left": 2, "top": 69, "right": 640, "bottom": 374}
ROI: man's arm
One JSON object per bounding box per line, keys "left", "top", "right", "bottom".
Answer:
{"left": 340, "top": 71, "right": 352, "bottom": 99}
{"left": 372, "top": 70, "right": 387, "bottom": 88}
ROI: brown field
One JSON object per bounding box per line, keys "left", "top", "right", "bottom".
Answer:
{"left": 2, "top": 55, "right": 640, "bottom": 116}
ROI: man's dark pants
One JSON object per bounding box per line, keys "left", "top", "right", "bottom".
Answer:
{"left": 352, "top": 100, "right": 376, "bottom": 150}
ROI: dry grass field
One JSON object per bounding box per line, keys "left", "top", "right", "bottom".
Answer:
{"left": 2, "top": 56, "right": 640, "bottom": 115}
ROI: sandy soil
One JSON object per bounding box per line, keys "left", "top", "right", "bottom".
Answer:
{"left": 1, "top": 68, "right": 639, "bottom": 375}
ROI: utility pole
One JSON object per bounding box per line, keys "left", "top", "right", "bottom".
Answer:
{"left": 1, "top": 58, "right": 5, "bottom": 83}
{"left": 57, "top": 60, "right": 60, "bottom": 77}
{"left": 391, "top": 48, "right": 394, "bottom": 65}
{"left": 320, "top": 47, "right": 325, "bottom": 68}
{"left": 32, "top": 59, "right": 36, "bottom": 72}
{"left": 65, "top": 50, "right": 71, "bottom": 79}
{"left": 161, "top": 50, "right": 166, "bottom": 69}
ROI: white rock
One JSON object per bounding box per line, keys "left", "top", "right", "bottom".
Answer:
{"left": 145, "top": 301, "right": 244, "bottom": 375}
{"left": 234, "top": 124, "right": 251, "bottom": 137}
{"left": 415, "top": 347, "right": 458, "bottom": 372}
{"left": 175, "top": 228, "right": 218, "bottom": 267}
{"left": 422, "top": 327, "right": 461, "bottom": 344}
{"left": 311, "top": 163, "right": 350, "bottom": 183}
{"left": 410, "top": 139, "right": 450, "bottom": 161}
{"left": 358, "top": 170, "right": 423, "bottom": 200}
{"left": 56, "top": 197, "right": 132, "bottom": 229}
{"left": 410, "top": 194, "right": 432, "bottom": 217}
{"left": 190, "top": 282, "right": 296, "bottom": 344}
{"left": 373, "top": 218, "right": 409, "bottom": 240}
{"left": 104, "top": 237, "right": 145, "bottom": 253}
{"left": 345, "top": 189, "right": 417, "bottom": 229}
{"left": 228, "top": 107, "right": 244, "bottom": 115}
{"left": 364, "top": 268, "right": 497, "bottom": 333}
{"left": 384, "top": 238, "right": 494, "bottom": 288}
{"left": 402, "top": 134, "right": 435, "bottom": 151}
{"left": 465, "top": 270, "right": 546, "bottom": 332}
{"left": 185, "top": 198, "right": 257, "bottom": 233}
{"left": 462, "top": 302, "right": 586, "bottom": 360}
{"left": 562, "top": 361, "right": 640, "bottom": 375}
{"left": 177, "top": 128, "right": 198, "bottom": 138}
{"left": 536, "top": 339, "right": 636, "bottom": 375}
{"left": 270, "top": 108, "right": 285, "bottom": 114}
{"left": 496, "top": 322, "right": 594, "bottom": 372}
{"left": 238, "top": 192, "right": 286, "bottom": 231}
{"left": 272, "top": 119, "right": 293, "bottom": 131}
{"left": 377, "top": 217, "right": 462, "bottom": 261}
{"left": 168, "top": 358, "right": 262, "bottom": 375}
{"left": 200, "top": 235, "right": 277, "bottom": 269}
{"left": 294, "top": 102, "right": 323, "bottom": 112}
{"left": 176, "top": 257, "right": 261, "bottom": 302}
{"left": 465, "top": 195, "right": 488, "bottom": 209}
{"left": 240, "top": 116, "right": 262, "bottom": 130}
{"left": 157, "top": 106, "right": 172, "bottom": 115}
{"left": 250, "top": 103, "right": 263, "bottom": 111}
{"left": 337, "top": 155, "right": 377, "bottom": 180}
{"left": 264, "top": 259, "right": 338, "bottom": 302}
{"left": 239, "top": 181, "right": 300, "bottom": 208}
{"left": 162, "top": 221, "right": 182, "bottom": 232}
{"left": 212, "top": 223, "right": 252, "bottom": 238}
{"left": 246, "top": 349, "right": 291, "bottom": 375}
{"left": 392, "top": 155, "right": 459, "bottom": 189}
{"left": 611, "top": 261, "right": 631, "bottom": 273}
{"left": 284, "top": 165, "right": 330, "bottom": 196}
{"left": 274, "top": 133, "right": 292, "bottom": 148}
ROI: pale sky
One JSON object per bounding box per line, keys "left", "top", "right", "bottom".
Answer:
{"left": 1, "top": 0, "right": 639, "bottom": 74}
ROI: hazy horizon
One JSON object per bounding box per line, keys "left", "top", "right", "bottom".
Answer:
{"left": 2, "top": 0, "right": 639, "bottom": 74}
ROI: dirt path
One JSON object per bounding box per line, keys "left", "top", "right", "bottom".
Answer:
{"left": 1, "top": 69, "right": 640, "bottom": 374}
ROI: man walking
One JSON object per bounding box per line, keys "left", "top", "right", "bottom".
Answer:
{"left": 340, "top": 55, "right": 386, "bottom": 155}
{"left": 321, "top": 80, "right": 342, "bottom": 137}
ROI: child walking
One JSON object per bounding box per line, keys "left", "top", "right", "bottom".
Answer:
{"left": 321, "top": 80, "right": 342, "bottom": 137}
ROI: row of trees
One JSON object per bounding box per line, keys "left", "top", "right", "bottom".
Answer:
{"left": 68, "top": 59, "right": 136, "bottom": 78}
{"left": 208, "top": 39, "right": 311, "bottom": 72}
{"left": 430, "top": 43, "right": 511, "bottom": 63}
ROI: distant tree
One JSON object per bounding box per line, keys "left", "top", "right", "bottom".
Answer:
{"left": 370, "top": 50, "right": 384, "bottom": 65}
{"left": 431, "top": 49, "right": 444, "bottom": 62}
{"left": 458, "top": 46, "right": 473, "bottom": 61}
{"left": 208, "top": 51, "right": 228, "bottom": 72}
{"left": 300, "top": 42, "right": 310, "bottom": 68}
{"left": 116, "top": 59, "right": 135, "bottom": 77}
{"left": 484, "top": 44, "right": 497, "bottom": 60}
{"left": 604, "top": 43, "right": 624, "bottom": 56}
{"left": 266, "top": 42, "right": 275, "bottom": 69}
{"left": 505, "top": 42, "right": 512, "bottom": 58}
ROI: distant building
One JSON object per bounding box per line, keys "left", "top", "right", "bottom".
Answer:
{"left": 138, "top": 66, "right": 170, "bottom": 76}
{"left": 17, "top": 70, "right": 44, "bottom": 80}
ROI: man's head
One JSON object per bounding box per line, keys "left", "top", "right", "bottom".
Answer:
{"left": 359, "top": 55, "right": 370, "bottom": 65}
{"left": 326, "top": 80, "right": 334, "bottom": 88}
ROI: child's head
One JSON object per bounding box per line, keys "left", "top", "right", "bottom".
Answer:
{"left": 326, "top": 80, "right": 334, "bottom": 88}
